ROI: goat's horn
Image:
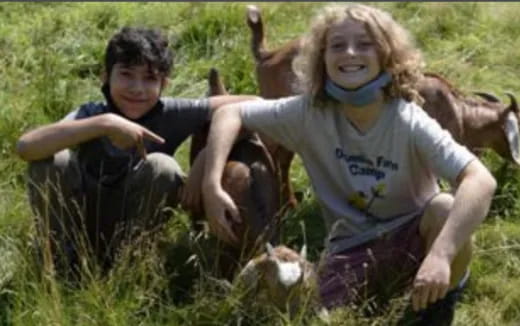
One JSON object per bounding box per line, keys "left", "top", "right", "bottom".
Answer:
{"left": 505, "top": 92, "right": 519, "bottom": 114}
{"left": 473, "top": 91, "right": 501, "bottom": 103}
{"left": 300, "top": 244, "right": 307, "bottom": 261}
{"left": 266, "top": 242, "right": 275, "bottom": 257}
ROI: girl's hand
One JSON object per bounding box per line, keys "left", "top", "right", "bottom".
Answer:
{"left": 203, "top": 185, "right": 241, "bottom": 245}
{"left": 412, "top": 252, "right": 451, "bottom": 311}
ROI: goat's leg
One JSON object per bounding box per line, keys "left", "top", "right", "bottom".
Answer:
{"left": 259, "top": 135, "right": 298, "bottom": 211}
{"left": 278, "top": 146, "right": 297, "bottom": 210}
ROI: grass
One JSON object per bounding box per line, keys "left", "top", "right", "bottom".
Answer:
{"left": 1, "top": 2, "right": 520, "bottom": 325}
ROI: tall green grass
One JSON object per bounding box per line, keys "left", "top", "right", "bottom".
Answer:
{"left": 1, "top": 2, "right": 520, "bottom": 325}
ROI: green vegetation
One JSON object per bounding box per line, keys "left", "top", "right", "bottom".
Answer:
{"left": 1, "top": 2, "right": 519, "bottom": 325}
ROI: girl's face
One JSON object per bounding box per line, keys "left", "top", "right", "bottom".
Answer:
{"left": 324, "top": 18, "right": 381, "bottom": 90}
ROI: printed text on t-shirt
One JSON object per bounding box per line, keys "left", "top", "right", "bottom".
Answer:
{"left": 335, "top": 148, "right": 399, "bottom": 181}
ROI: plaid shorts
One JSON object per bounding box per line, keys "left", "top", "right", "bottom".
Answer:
{"left": 319, "top": 217, "right": 425, "bottom": 309}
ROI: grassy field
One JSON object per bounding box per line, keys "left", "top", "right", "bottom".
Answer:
{"left": 1, "top": 2, "right": 520, "bottom": 325}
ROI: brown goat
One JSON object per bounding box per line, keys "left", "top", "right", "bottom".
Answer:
{"left": 236, "top": 243, "right": 318, "bottom": 315}
{"left": 189, "top": 68, "right": 281, "bottom": 277}
{"left": 417, "top": 72, "right": 519, "bottom": 162}
{"left": 246, "top": 5, "right": 520, "bottom": 209}
{"left": 246, "top": 5, "right": 301, "bottom": 210}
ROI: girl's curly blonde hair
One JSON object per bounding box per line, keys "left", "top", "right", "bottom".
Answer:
{"left": 293, "top": 4, "right": 425, "bottom": 105}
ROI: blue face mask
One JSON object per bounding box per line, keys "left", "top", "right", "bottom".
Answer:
{"left": 324, "top": 71, "right": 392, "bottom": 107}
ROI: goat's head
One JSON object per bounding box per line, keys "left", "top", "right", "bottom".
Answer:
{"left": 464, "top": 91, "right": 520, "bottom": 165}
{"left": 236, "top": 243, "right": 316, "bottom": 313}
{"left": 490, "top": 92, "right": 519, "bottom": 164}
{"left": 418, "top": 73, "right": 520, "bottom": 165}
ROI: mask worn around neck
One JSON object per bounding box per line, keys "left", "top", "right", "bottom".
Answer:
{"left": 324, "top": 71, "right": 392, "bottom": 107}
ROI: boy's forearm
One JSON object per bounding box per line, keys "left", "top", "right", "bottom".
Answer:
{"left": 16, "top": 114, "right": 111, "bottom": 161}
{"left": 203, "top": 105, "right": 243, "bottom": 190}
{"left": 428, "top": 160, "right": 496, "bottom": 262}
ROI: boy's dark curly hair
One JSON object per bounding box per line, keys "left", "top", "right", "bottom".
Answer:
{"left": 105, "top": 27, "right": 174, "bottom": 76}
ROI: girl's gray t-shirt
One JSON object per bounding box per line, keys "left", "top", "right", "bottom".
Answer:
{"left": 241, "top": 95, "right": 475, "bottom": 253}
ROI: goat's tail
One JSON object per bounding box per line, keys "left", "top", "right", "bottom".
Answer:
{"left": 208, "top": 68, "right": 228, "bottom": 96}
{"left": 190, "top": 67, "right": 228, "bottom": 165}
{"left": 246, "top": 5, "right": 267, "bottom": 62}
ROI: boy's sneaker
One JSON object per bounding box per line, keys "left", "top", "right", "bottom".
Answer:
{"left": 414, "top": 270, "right": 470, "bottom": 326}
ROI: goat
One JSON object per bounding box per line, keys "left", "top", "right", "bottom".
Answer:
{"left": 417, "top": 72, "right": 520, "bottom": 163}
{"left": 246, "top": 5, "right": 520, "bottom": 209}
{"left": 235, "top": 243, "right": 320, "bottom": 316}
{"left": 246, "top": 5, "right": 301, "bottom": 210}
{"left": 188, "top": 68, "right": 281, "bottom": 278}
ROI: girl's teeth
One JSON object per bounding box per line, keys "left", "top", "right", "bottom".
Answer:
{"left": 340, "top": 66, "right": 363, "bottom": 72}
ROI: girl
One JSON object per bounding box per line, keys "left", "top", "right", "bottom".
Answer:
{"left": 202, "top": 3, "right": 496, "bottom": 322}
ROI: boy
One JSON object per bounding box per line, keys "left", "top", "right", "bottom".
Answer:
{"left": 16, "top": 27, "right": 257, "bottom": 274}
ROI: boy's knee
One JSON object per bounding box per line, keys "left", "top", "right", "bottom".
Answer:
{"left": 140, "top": 153, "right": 184, "bottom": 182}
{"left": 132, "top": 154, "right": 185, "bottom": 202}
{"left": 419, "top": 193, "right": 454, "bottom": 242}
{"left": 28, "top": 159, "right": 53, "bottom": 185}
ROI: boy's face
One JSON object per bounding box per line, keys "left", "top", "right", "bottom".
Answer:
{"left": 324, "top": 18, "right": 381, "bottom": 90}
{"left": 107, "top": 63, "right": 167, "bottom": 120}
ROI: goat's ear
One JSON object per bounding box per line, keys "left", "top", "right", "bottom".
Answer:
{"left": 506, "top": 92, "right": 519, "bottom": 114}
{"left": 266, "top": 242, "right": 275, "bottom": 257}
{"left": 236, "top": 260, "right": 260, "bottom": 292}
{"left": 473, "top": 91, "right": 501, "bottom": 103}
{"left": 300, "top": 244, "right": 307, "bottom": 261}
{"left": 504, "top": 110, "right": 520, "bottom": 164}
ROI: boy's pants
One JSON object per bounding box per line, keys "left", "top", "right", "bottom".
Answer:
{"left": 27, "top": 150, "right": 184, "bottom": 270}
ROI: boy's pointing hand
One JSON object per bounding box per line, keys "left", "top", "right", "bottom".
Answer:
{"left": 104, "top": 113, "right": 165, "bottom": 158}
